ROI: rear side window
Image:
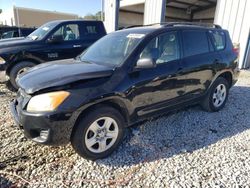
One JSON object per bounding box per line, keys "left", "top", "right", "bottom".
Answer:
{"left": 182, "top": 30, "right": 209, "bottom": 57}
{"left": 210, "top": 30, "right": 226, "bottom": 51}
{"left": 82, "top": 23, "right": 104, "bottom": 38}
{"left": 86, "top": 25, "right": 97, "bottom": 34}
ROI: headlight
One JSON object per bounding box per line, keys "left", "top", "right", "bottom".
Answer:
{"left": 27, "top": 91, "right": 70, "bottom": 112}
{"left": 0, "top": 57, "right": 6, "bottom": 64}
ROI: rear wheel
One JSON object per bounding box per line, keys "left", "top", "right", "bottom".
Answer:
{"left": 201, "top": 77, "right": 229, "bottom": 112}
{"left": 71, "top": 106, "right": 125, "bottom": 160}
{"left": 9, "top": 61, "right": 35, "bottom": 90}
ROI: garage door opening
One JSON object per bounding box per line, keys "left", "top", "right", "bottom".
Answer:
{"left": 118, "top": 0, "right": 218, "bottom": 28}
{"left": 119, "top": 2, "right": 144, "bottom": 29}
{"left": 166, "top": 0, "right": 217, "bottom": 23}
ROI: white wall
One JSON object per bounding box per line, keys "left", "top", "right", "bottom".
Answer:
{"left": 120, "top": 0, "right": 145, "bottom": 7}
{"left": 214, "top": 0, "right": 250, "bottom": 68}
{"left": 0, "top": 8, "right": 15, "bottom": 26}
{"left": 104, "top": 0, "right": 120, "bottom": 33}
{"left": 144, "top": 0, "right": 166, "bottom": 25}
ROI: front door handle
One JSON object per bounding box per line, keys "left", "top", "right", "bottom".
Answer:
{"left": 73, "top": 45, "right": 82, "bottom": 48}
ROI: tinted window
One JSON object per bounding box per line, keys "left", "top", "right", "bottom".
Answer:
{"left": 83, "top": 23, "right": 103, "bottom": 38}
{"left": 86, "top": 26, "right": 97, "bottom": 34}
{"left": 140, "top": 31, "right": 180, "bottom": 64}
{"left": 21, "top": 28, "right": 35, "bottom": 36}
{"left": 210, "top": 30, "right": 226, "bottom": 51}
{"left": 52, "top": 24, "right": 80, "bottom": 41}
{"left": 13, "top": 31, "right": 19, "bottom": 37}
{"left": 182, "top": 30, "right": 209, "bottom": 57}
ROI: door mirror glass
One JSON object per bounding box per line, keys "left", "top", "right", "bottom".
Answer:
{"left": 48, "top": 34, "right": 63, "bottom": 43}
{"left": 135, "top": 58, "right": 156, "bottom": 69}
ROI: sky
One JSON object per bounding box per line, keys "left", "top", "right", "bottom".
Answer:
{"left": 0, "top": 0, "right": 102, "bottom": 17}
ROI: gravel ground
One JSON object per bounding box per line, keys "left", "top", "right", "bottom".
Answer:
{"left": 0, "top": 71, "right": 250, "bottom": 188}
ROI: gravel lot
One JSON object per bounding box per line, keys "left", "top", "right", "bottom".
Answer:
{"left": 0, "top": 71, "right": 250, "bottom": 188}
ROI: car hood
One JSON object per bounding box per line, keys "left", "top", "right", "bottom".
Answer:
{"left": 0, "top": 37, "right": 34, "bottom": 48}
{"left": 17, "top": 59, "right": 114, "bottom": 94}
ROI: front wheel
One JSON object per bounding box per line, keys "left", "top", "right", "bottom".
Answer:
{"left": 71, "top": 106, "right": 125, "bottom": 160}
{"left": 201, "top": 77, "right": 229, "bottom": 112}
{"left": 9, "top": 61, "right": 35, "bottom": 90}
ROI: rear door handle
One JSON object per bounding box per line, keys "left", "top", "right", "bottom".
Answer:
{"left": 177, "top": 67, "right": 183, "bottom": 73}
{"left": 73, "top": 45, "right": 82, "bottom": 48}
{"left": 214, "top": 59, "right": 220, "bottom": 64}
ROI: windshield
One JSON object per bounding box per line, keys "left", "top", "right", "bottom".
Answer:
{"left": 80, "top": 32, "right": 145, "bottom": 66}
{"left": 28, "top": 22, "right": 58, "bottom": 40}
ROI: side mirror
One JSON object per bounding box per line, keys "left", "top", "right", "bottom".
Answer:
{"left": 48, "top": 34, "right": 63, "bottom": 43}
{"left": 135, "top": 58, "right": 156, "bottom": 69}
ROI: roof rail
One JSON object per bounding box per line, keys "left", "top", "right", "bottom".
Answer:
{"left": 122, "top": 22, "right": 222, "bottom": 30}
{"left": 123, "top": 24, "right": 144, "bottom": 29}
{"left": 158, "top": 22, "right": 222, "bottom": 29}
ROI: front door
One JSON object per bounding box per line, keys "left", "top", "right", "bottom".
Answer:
{"left": 44, "top": 23, "right": 85, "bottom": 61}
{"left": 127, "top": 31, "right": 185, "bottom": 117}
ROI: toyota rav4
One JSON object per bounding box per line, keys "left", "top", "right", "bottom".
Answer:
{"left": 11, "top": 22, "right": 240, "bottom": 160}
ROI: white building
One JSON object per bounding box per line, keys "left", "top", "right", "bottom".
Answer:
{"left": 104, "top": 0, "right": 250, "bottom": 69}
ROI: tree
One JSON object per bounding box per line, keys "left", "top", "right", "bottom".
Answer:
{"left": 83, "top": 11, "right": 104, "bottom": 21}
{"left": 83, "top": 13, "right": 97, "bottom": 20}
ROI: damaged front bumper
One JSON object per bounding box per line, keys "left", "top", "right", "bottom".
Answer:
{"left": 10, "top": 98, "right": 77, "bottom": 145}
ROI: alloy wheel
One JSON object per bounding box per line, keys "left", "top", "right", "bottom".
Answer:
{"left": 213, "top": 84, "right": 227, "bottom": 108}
{"left": 85, "top": 117, "right": 119, "bottom": 153}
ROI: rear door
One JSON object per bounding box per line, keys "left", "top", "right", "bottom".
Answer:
{"left": 80, "top": 22, "right": 106, "bottom": 50}
{"left": 180, "top": 29, "right": 220, "bottom": 99}
{"left": 209, "top": 30, "right": 231, "bottom": 68}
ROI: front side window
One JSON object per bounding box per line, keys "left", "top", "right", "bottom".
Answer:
{"left": 140, "top": 31, "right": 180, "bottom": 64}
{"left": 182, "top": 30, "right": 209, "bottom": 57}
{"left": 80, "top": 32, "right": 145, "bottom": 66}
{"left": 51, "top": 24, "right": 80, "bottom": 41}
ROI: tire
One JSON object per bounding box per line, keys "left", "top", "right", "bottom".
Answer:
{"left": 201, "top": 77, "right": 229, "bottom": 112}
{"left": 9, "top": 61, "right": 35, "bottom": 90}
{"left": 71, "top": 106, "right": 125, "bottom": 160}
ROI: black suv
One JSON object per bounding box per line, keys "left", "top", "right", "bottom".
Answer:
{"left": 0, "top": 20, "right": 106, "bottom": 89}
{"left": 11, "top": 23, "right": 239, "bottom": 160}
